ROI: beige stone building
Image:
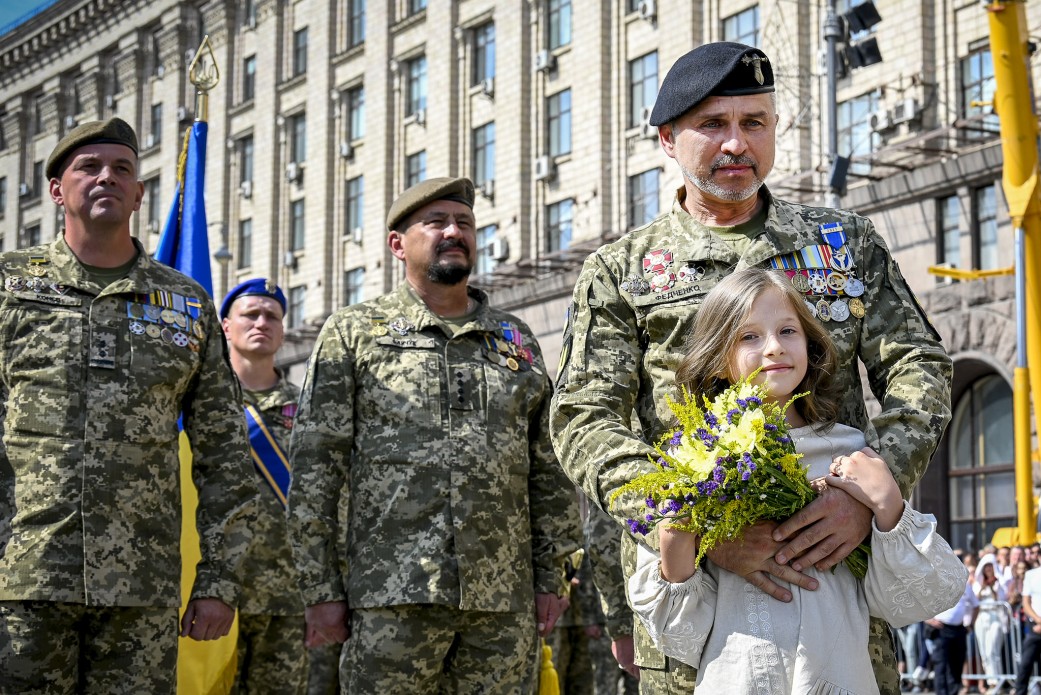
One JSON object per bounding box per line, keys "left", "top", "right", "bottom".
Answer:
{"left": 0, "top": 0, "right": 1031, "bottom": 549}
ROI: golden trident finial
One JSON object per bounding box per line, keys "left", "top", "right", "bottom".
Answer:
{"left": 187, "top": 36, "right": 220, "bottom": 123}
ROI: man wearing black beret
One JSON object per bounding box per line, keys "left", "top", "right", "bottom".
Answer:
{"left": 552, "top": 42, "right": 952, "bottom": 695}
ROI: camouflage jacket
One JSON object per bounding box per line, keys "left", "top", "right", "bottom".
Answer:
{"left": 287, "top": 282, "right": 581, "bottom": 612}
{"left": 0, "top": 236, "right": 257, "bottom": 608}
{"left": 238, "top": 373, "right": 305, "bottom": 615}
{"left": 550, "top": 188, "right": 953, "bottom": 666}
{"left": 585, "top": 504, "right": 633, "bottom": 641}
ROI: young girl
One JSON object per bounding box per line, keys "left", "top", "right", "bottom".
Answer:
{"left": 628, "top": 267, "right": 967, "bottom": 695}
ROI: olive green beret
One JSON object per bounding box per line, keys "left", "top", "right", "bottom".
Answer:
{"left": 386, "top": 177, "right": 475, "bottom": 231}
{"left": 649, "top": 42, "right": 774, "bottom": 126}
{"left": 46, "top": 117, "right": 139, "bottom": 180}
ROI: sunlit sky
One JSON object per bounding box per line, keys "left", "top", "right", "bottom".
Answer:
{"left": 0, "top": 0, "right": 60, "bottom": 35}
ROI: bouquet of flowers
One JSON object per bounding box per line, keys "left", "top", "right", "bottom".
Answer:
{"left": 611, "top": 374, "right": 868, "bottom": 578}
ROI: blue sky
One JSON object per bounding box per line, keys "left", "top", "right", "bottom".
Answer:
{"left": 0, "top": 0, "right": 60, "bottom": 35}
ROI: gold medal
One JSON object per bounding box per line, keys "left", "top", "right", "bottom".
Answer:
{"left": 848, "top": 298, "right": 866, "bottom": 318}
{"left": 791, "top": 273, "right": 810, "bottom": 293}
{"left": 506, "top": 357, "right": 520, "bottom": 371}
{"left": 160, "top": 309, "right": 178, "bottom": 325}
{"left": 146, "top": 324, "right": 162, "bottom": 338}
{"left": 826, "top": 272, "right": 847, "bottom": 293}
{"left": 25, "top": 265, "right": 47, "bottom": 277}
{"left": 815, "top": 299, "right": 831, "bottom": 321}
{"left": 371, "top": 324, "right": 389, "bottom": 336}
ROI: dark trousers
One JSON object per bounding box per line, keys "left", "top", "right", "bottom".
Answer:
{"left": 1016, "top": 627, "right": 1041, "bottom": 695}
{"left": 933, "top": 623, "right": 968, "bottom": 695}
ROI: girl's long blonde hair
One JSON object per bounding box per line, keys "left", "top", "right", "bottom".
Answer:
{"left": 675, "top": 267, "right": 841, "bottom": 427}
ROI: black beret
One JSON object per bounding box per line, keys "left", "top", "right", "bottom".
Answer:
{"left": 46, "top": 117, "right": 139, "bottom": 180}
{"left": 649, "top": 43, "right": 774, "bottom": 126}
{"left": 220, "top": 278, "right": 287, "bottom": 319}
{"left": 386, "top": 177, "right": 475, "bottom": 231}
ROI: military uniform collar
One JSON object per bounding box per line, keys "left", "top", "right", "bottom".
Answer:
{"left": 43, "top": 235, "right": 172, "bottom": 296}
{"left": 394, "top": 281, "right": 497, "bottom": 333}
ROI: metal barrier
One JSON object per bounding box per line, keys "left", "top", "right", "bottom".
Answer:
{"left": 894, "top": 601, "right": 1041, "bottom": 693}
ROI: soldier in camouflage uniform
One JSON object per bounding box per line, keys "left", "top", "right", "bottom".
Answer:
{"left": 286, "top": 177, "right": 582, "bottom": 693}
{"left": 220, "top": 279, "right": 339, "bottom": 695}
{"left": 550, "top": 43, "right": 953, "bottom": 695}
{"left": 0, "top": 118, "right": 258, "bottom": 693}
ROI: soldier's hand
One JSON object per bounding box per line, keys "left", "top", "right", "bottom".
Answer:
{"left": 707, "top": 521, "right": 818, "bottom": 603}
{"left": 305, "top": 601, "right": 350, "bottom": 647}
{"left": 611, "top": 635, "right": 639, "bottom": 679}
{"left": 535, "top": 592, "right": 568, "bottom": 637}
{"left": 772, "top": 484, "right": 872, "bottom": 572}
{"left": 180, "top": 598, "right": 235, "bottom": 641}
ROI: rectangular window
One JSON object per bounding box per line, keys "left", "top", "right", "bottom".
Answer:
{"left": 406, "top": 55, "right": 427, "bottom": 116}
{"left": 292, "top": 28, "right": 308, "bottom": 77}
{"left": 32, "top": 161, "right": 43, "bottom": 196}
{"left": 408, "top": 0, "right": 427, "bottom": 15}
{"left": 240, "top": 136, "right": 254, "bottom": 184}
{"left": 146, "top": 177, "right": 162, "bottom": 230}
{"left": 290, "top": 114, "right": 306, "bottom": 163}
{"left": 961, "top": 49, "right": 999, "bottom": 141}
{"left": 346, "top": 176, "right": 364, "bottom": 236}
{"left": 20, "top": 223, "right": 41, "bottom": 249}
{"left": 244, "top": 0, "right": 257, "bottom": 27}
{"left": 475, "top": 224, "right": 498, "bottom": 275}
{"left": 974, "top": 184, "right": 999, "bottom": 271}
{"left": 837, "top": 90, "right": 881, "bottom": 177}
{"left": 548, "top": 89, "right": 572, "bottom": 157}
{"left": 237, "top": 219, "right": 253, "bottom": 269}
{"left": 290, "top": 199, "right": 306, "bottom": 251}
{"left": 628, "top": 169, "right": 660, "bottom": 229}
{"left": 548, "top": 0, "right": 571, "bottom": 50}
{"left": 406, "top": 151, "right": 426, "bottom": 187}
{"left": 149, "top": 103, "right": 162, "bottom": 146}
{"left": 472, "top": 122, "right": 495, "bottom": 187}
{"left": 348, "top": 86, "right": 365, "bottom": 140}
{"left": 722, "top": 6, "right": 760, "bottom": 46}
{"left": 0, "top": 177, "right": 7, "bottom": 215}
{"left": 547, "top": 199, "right": 574, "bottom": 252}
{"left": 938, "top": 195, "right": 961, "bottom": 276}
{"left": 348, "top": 0, "right": 365, "bottom": 47}
{"left": 473, "top": 23, "right": 495, "bottom": 85}
{"left": 243, "top": 55, "right": 256, "bottom": 102}
{"left": 151, "top": 31, "right": 162, "bottom": 76}
{"left": 344, "top": 267, "right": 365, "bottom": 305}
{"left": 629, "top": 52, "right": 658, "bottom": 127}
{"left": 288, "top": 285, "right": 306, "bottom": 329}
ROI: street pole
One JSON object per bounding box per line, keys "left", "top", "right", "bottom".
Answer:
{"left": 824, "top": 0, "right": 842, "bottom": 209}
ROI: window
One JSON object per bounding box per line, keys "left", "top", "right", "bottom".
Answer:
{"left": 149, "top": 103, "right": 162, "bottom": 147}
{"left": 237, "top": 219, "right": 253, "bottom": 269}
{"left": 244, "top": 0, "right": 257, "bottom": 27}
{"left": 32, "top": 94, "right": 44, "bottom": 136}
{"left": 347, "top": 86, "right": 365, "bottom": 140}
{"left": 473, "top": 123, "right": 495, "bottom": 187}
{"left": 406, "top": 55, "right": 427, "bottom": 116}
{"left": 837, "top": 90, "right": 881, "bottom": 176}
{"left": 548, "top": 89, "right": 572, "bottom": 157}
{"left": 473, "top": 23, "right": 495, "bottom": 85}
{"left": 546, "top": 199, "right": 573, "bottom": 252}
{"left": 20, "top": 223, "right": 41, "bottom": 248}
{"left": 290, "top": 199, "right": 306, "bottom": 251}
{"left": 288, "top": 285, "right": 306, "bottom": 329}
{"left": 292, "top": 28, "right": 308, "bottom": 77}
{"left": 145, "top": 177, "right": 162, "bottom": 231}
{"left": 348, "top": 0, "right": 365, "bottom": 47}
{"left": 346, "top": 176, "right": 364, "bottom": 236}
{"left": 548, "top": 0, "right": 571, "bottom": 50}
{"left": 722, "top": 6, "right": 760, "bottom": 46}
{"left": 240, "top": 136, "right": 254, "bottom": 184}
{"left": 243, "top": 55, "right": 256, "bottom": 102}
{"left": 961, "top": 48, "right": 999, "bottom": 141}
{"left": 947, "top": 375, "right": 1014, "bottom": 553}
{"left": 408, "top": 0, "right": 427, "bottom": 15}
{"left": 344, "top": 267, "right": 365, "bottom": 305}
{"left": 973, "top": 184, "right": 999, "bottom": 271}
{"left": 837, "top": 0, "right": 876, "bottom": 39}
{"left": 628, "top": 169, "right": 660, "bottom": 228}
{"left": 289, "top": 114, "right": 306, "bottom": 163}
{"left": 626, "top": 0, "right": 639, "bottom": 11}
{"left": 629, "top": 52, "right": 658, "bottom": 127}
{"left": 406, "top": 151, "right": 426, "bottom": 187}
{"left": 0, "top": 177, "right": 7, "bottom": 216}
{"left": 937, "top": 195, "right": 962, "bottom": 277}
{"left": 150, "top": 31, "right": 162, "bottom": 76}
{"left": 475, "top": 224, "right": 498, "bottom": 275}
{"left": 32, "top": 161, "right": 43, "bottom": 197}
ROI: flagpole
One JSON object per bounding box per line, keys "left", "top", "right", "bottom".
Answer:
{"left": 187, "top": 36, "right": 219, "bottom": 124}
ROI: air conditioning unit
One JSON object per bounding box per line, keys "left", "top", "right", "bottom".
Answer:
{"left": 350, "top": 226, "right": 363, "bottom": 243}
{"left": 285, "top": 162, "right": 302, "bottom": 183}
{"left": 479, "top": 179, "right": 495, "bottom": 200}
{"left": 534, "top": 49, "right": 556, "bottom": 73}
{"left": 239, "top": 180, "right": 253, "bottom": 198}
{"left": 63, "top": 115, "right": 76, "bottom": 129}
{"left": 479, "top": 78, "right": 494, "bottom": 97}
{"left": 283, "top": 251, "right": 297, "bottom": 268}
{"left": 104, "top": 94, "right": 115, "bottom": 109}
{"left": 639, "top": 106, "right": 658, "bottom": 139}
{"left": 637, "top": 0, "right": 657, "bottom": 20}
{"left": 339, "top": 141, "right": 355, "bottom": 160}
{"left": 891, "top": 97, "right": 920, "bottom": 125}
{"left": 413, "top": 109, "right": 427, "bottom": 126}
{"left": 144, "top": 133, "right": 156, "bottom": 149}
{"left": 533, "top": 155, "right": 555, "bottom": 182}
{"left": 868, "top": 109, "right": 891, "bottom": 132}
{"left": 177, "top": 105, "right": 191, "bottom": 123}
{"left": 18, "top": 182, "right": 31, "bottom": 197}
{"left": 489, "top": 237, "right": 510, "bottom": 262}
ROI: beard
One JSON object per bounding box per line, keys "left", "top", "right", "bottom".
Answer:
{"left": 426, "top": 240, "right": 472, "bottom": 285}
{"left": 682, "top": 154, "right": 764, "bottom": 202}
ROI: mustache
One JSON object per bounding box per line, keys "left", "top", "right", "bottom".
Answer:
{"left": 436, "top": 240, "right": 470, "bottom": 255}
{"left": 711, "top": 154, "right": 758, "bottom": 172}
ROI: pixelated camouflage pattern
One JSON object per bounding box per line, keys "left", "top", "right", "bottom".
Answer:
{"left": 287, "top": 282, "right": 581, "bottom": 612}
{"left": 305, "top": 643, "right": 341, "bottom": 695}
{"left": 0, "top": 600, "right": 178, "bottom": 693}
{"left": 238, "top": 375, "right": 305, "bottom": 616}
{"left": 550, "top": 188, "right": 953, "bottom": 674}
{"left": 545, "top": 625, "right": 595, "bottom": 695}
{"left": 585, "top": 504, "right": 634, "bottom": 641}
{"left": 0, "top": 236, "right": 257, "bottom": 608}
{"left": 232, "top": 613, "right": 307, "bottom": 695}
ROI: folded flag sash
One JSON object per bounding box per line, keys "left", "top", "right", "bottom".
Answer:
{"left": 244, "top": 404, "right": 291, "bottom": 508}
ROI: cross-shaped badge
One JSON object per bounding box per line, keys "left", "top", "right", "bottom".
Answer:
{"left": 741, "top": 54, "right": 768, "bottom": 85}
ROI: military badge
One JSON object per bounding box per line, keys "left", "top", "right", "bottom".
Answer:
{"left": 808, "top": 271, "right": 827, "bottom": 295}
{"left": 649, "top": 272, "right": 676, "bottom": 293}
{"left": 282, "top": 403, "right": 298, "bottom": 430}
{"left": 830, "top": 252, "right": 855, "bottom": 272}
{"left": 389, "top": 317, "right": 415, "bottom": 336}
{"left": 643, "top": 249, "right": 674, "bottom": 274}
{"left": 830, "top": 299, "right": 850, "bottom": 322}
{"left": 146, "top": 324, "right": 163, "bottom": 338}
{"left": 129, "top": 320, "right": 146, "bottom": 335}
{"left": 160, "top": 327, "right": 175, "bottom": 344}
{"left": 677, "top": 263, "right": 706, "bottom": 283}
{"left": 5, "top": 275, "right": 25, "bottom": 291}
{"left": 815, "top": 299, "right": 832, "bottom": 321}
{"left": 844, "top": 277, "right": 865, "bottom": 297}
{"left": 620, "top": 274, "right": 650, "bottom": 296}
{"left": 26, "top": 276, "right": 47, "bottom": 293}
{"left": 791, "top": 272, "right": 810, "bottom": 293}
{"left": 848, "top": 298, "right": 866, "bottom": 319}
{"left": 89, "top": 330, "right": 117, "bottom": 369}
{"left": 826, "top": 272, "right": 847, "bottom": 293}
{"left": 172, "top": 331, "right": 190, "bottom": 347}
{"left": 25, "top": 265, "right": 47, "bottom": 278}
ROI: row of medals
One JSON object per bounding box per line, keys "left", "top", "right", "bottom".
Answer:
{"left": 789, "top": 268, "right": 866, "bottom": 323}
{"left": 483, "top": 335, "right": 530, "bottom": 372}
{"left": 4, "top": 263, "right": 70, "bottom": 295}
{"left": 127, "top": 302, "right": 206, "bottom": 351}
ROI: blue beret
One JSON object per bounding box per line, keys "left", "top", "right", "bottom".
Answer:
{"left": 649, "top": 42, "right": 774, "bottom": 126}
{"left": 220, "top": 278, "right": 287, "bottom": 319}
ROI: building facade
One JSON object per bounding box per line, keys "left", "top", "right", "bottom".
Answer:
{"left": 0, "top": 0, "right": 1028, "bottom": 551}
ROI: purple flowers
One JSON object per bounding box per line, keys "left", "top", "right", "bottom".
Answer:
{"left": 670, "top": 430, "right": 683, "bottom": 447}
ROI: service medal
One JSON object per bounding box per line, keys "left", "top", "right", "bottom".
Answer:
{"left": 25, "top": 265, "right": 47, "bottom": 277}
{"left": 173, "top": 331, "right": 190, "bottom": 347}
{"left": 173, "top": 313, "right": 188, "bottom": 329}
{"left": 848, "top": 298, "right": 866, "bottom": 318}
{"left": 129, "top": 320, "right": 146, "bottom": 335}
{"left": 160, "top": 327, "right": 175, "bottom": 344}
{"left": 844, "top": 277, "right": 865, "bottom": 297}
{"left": 791, "top": 272, "right": 810, "bottom": 293}
{"left": 145, "top": 305, "right": 163, "bottom": 321}
{"left": 830, "top": 299, "right": 850, "bottom": 322}
{"left": 128, "top": 302, "right": 146, "bottom": 319}
{"left": 26, "top": 276, "right": 46, "bottom": 293}
{"left": 805, "top": 299, "right": 817, "bottom": 316}
{"left": 677, "top": 264, "right": 706, "bottom": 283}
{"left": 370, "top": 324, "right": 389, "bottom": 337}
{"left": 193, "top": 321, "right": 206, "bottom": 339}
{"left": 160, "top": 309, "right": 178, "bottom": 325}
{"left": 808, "top": 272, "right": 827, "bottom": 294}
{"left": 831, "top": 251, "right": 855, "bottom": 272}
{"left": 620, "top": 274, "right": 650, "bottom": 296}
{"left": 188, "top": 336, "right": 201, "bottom": 352}
{"left": 815, "top": 299, "right": 832, "bottom": 321}
{"left": 826, "top": 272, "right": 847, "bottom": 293}
{"left": 146, "top": 324, "right": 163, "bottom": 338}
{"left": 649, "top": 272, "right": 676, "bottom": 293}
{"left": 506, "top": 357, "right": 520, "bottom": 371}
{"left": 5, "top": 276, "right": 25, "bottom": 291}
{"left": 389, "top": 317, "right": 414, "bottom": 336}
